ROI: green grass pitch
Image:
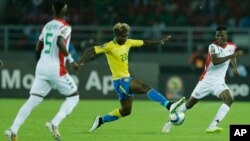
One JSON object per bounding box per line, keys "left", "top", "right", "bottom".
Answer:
{"left": 1, "top": 99, "right": 249, "bottom": 141}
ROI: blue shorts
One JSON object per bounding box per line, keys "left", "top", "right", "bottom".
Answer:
{"left": 113, "top": 77, "right": 133, "bottom": 100}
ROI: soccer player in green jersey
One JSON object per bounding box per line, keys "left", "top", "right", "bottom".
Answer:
{"left": 78, "top": 22, "right": 185, "bottom": 132}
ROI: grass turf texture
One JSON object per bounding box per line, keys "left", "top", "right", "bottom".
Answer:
{"left": 1, "top": 99, "right": 249, "bottom": 141}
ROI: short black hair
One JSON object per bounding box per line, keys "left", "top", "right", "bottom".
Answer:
{"left": 216, "top": 26, "right": 227, "bottom": 31}
{"left": 52, "top": 0, "right": 66, "bottom": 16}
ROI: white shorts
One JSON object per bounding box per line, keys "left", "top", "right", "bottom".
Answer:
{"left": 191, "top": 80, "right": 231, "bottom": 99}
{"left": 30, "top": 73, "right": 77, "bottom": 97}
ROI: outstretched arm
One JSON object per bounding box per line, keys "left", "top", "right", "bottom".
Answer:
{"left": 211, "top": 50, "right": 244, "bottom": 65}
{"left": 230, "top": 57, "right": 238, "bottom": 76}
{"left": 143, "top": 35, "right": 171, "bottom": 46}
{"left": 78, "top": 47, "right": 96, "bottom": 66}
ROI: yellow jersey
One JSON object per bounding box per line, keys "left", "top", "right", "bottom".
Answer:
{"left": 94, "top": 39, "right": 144, "bottom": 80}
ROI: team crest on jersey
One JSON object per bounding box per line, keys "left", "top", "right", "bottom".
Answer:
{"left": 210, "top": 46, "right": 215, "bottom": 53}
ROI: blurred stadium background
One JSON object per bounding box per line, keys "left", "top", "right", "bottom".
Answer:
{"left": 0, "top": 0, "right": 249, "bottom": 101}
{"left": 0, "top": 0, "right": 250, "bottom": 141}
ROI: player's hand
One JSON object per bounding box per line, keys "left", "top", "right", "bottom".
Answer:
{"left": 0, "top": 60, "right": 3, "bottom": 69}
{"left": 70, "top": 62, "right": 80, "bottom": 72}
{"left": 232, "top": 68, "right": 239, "bottom": 77}
{"left": 160, "top": 35, "right": 172, "bottom": 45}
{"left": 77, "top": 61, "right": 84, "bottom": 68}
{"left": 233, "top": 50, "right": 244, "bottom": 57}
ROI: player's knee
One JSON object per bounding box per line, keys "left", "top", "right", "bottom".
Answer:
{"left": 142, "top": 83, "right": 151, "bottom": 93}
{"left": 220, "top": 91, "right": 234, "bottom": 106}
{"left": 225, "top": 96, "right": 234, "bottom": 106}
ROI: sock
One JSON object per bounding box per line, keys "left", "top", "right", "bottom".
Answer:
{"left": 147, "top": 89, "right": 169, "bottom": 107}
{"left": 209, "top": 103, "right": 230, "bottom": 127}
{"left": 102, "top": 108, "right": 122, "bottom": 123}
{"left": 51, "top": 95, "right": 79, "bottom": 127}
{"left": 166, "top": 102, "right": 173, "bottom": 110}
{"left": 178, "top": 103, "right": 187, "bottom": 112}
{"left": 10, "top": 95, "right": 43, "bottom": 134}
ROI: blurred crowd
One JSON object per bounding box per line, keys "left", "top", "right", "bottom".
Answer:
{"left": 0, "top": 0, "right": 250, "bottom": 27}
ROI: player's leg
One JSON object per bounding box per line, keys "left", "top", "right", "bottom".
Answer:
{"left": 46, "top": 74, "right": 79, "bottom": 140}
{"left": 178, "top": 81, "right": 211, "bottom": 113}
{"left": 178, "top": 96, "right": 199, "bottom": 112}
{"left": 101, "top": 97, "right": 132, "bottom": 123}
{"left": 8, "top": 95, "right": 44, "bottom": 132}
{"left": 89, "top": 78, "right": 133, "bottom": 132}
{"left": 5, "top": 95, "right": 43, "bottom": 141}
{"left": 206, "top": 86, "right": 233, "bottom": 133}
{"left": 49, "top": 94, "right": 79, "bottom": 127}
{"left": 89, "top": 97, "right": 133, "bottom": 132}
{"left": 129, "top": 78, "right": 185, "bottom": 133}
{"left": 46, "top": 92, "right": 79, "bottom": 141}
{"left": 162, "top": 96, "right": 199, "bottom": 133}
{"left": 130, "top": 78, "right": 185, "bottom": 112}
{"left": 163, "top": 81, "right": 209, "bottom": 133}
{"left": 5, "top": 78, "right": 50, "bottom": 140}
{"left": 130, "top": 79, "right": 169, "bottom": 107}
{"left": 219, "top": 89, "right": 234, "bottom": 106}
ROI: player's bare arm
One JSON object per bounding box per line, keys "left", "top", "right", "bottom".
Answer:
{"left": 211, "top": 50, "right": 244, "bottom": 65}
{"left": 57, "top": 36, "right": 79, "bottom": 71}
{"left": 57, "top": 36, "right": 70, "bottom": 56}
{"left": 78, "top": 47, "right": 96, "bottom": 66}
{"left": 230, "top": 57, "right": 239, "bottom": 76}
{"left": 143, "top": 35, "right": 171, "bottom": 46}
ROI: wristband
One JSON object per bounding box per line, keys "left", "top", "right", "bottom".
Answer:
{"left": 66, "top": 54, "right": 74, "bottom": 63}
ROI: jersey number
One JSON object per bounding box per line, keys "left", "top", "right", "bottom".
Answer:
{"left": 44, "top": 33, "right": 53, "bottom": 54}
{"left": 120, "top": 53, "right": 128, "bottom": 61}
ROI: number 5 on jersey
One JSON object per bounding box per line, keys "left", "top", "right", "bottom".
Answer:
{"left": 44, "top": 33, "right": 53, "bottom": 54}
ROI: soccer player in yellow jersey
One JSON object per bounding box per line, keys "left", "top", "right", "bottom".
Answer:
{"left": 79, "top": 22, "right": 185, "bottom": 132}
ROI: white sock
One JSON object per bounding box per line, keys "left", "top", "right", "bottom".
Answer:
{"left": 178, "top": 103, "right": 187, "bottom": 112}
{"left": 10, "top": 95, "right": 43, "bottom": 134}
{"left": 51, "top": 95, "right": 79, "bottom": 127}
{"left": 209, "top": 103, "right": 230, "bottom": 127}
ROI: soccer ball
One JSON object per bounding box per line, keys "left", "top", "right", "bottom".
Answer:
{"left": 169, "top": 112, "right": 185, "bottom": 126}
